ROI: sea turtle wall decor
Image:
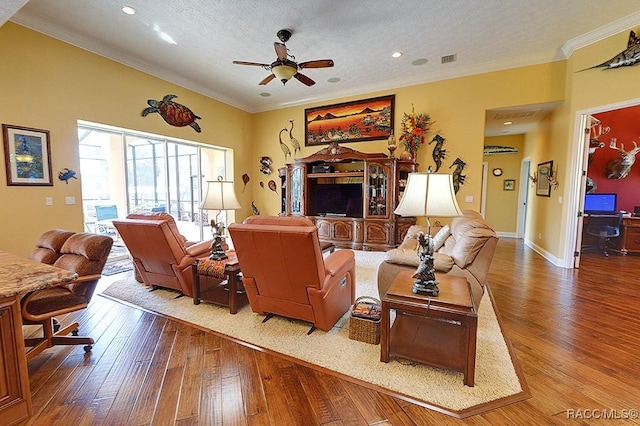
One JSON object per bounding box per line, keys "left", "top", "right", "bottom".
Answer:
{"left": 142, "top": 94, "right": 202, "bottom": 133}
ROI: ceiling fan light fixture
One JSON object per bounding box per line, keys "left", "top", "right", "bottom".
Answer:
{"left": 272, "top": 64, "right": 297, "bottom": 84}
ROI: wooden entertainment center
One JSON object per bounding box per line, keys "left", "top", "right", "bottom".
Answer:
{"left": 279, "top": 142, "right": 416, "bottom": 251}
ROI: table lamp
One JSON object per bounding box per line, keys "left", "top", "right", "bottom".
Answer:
{"left": 201, "top": 176, "right": 241, "bottom": 260}
{"left": 394, "top": 170, "right": 462, "bottom": 296}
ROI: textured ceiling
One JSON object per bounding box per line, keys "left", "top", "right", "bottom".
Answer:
{"left": 3, "top": 1, "right": 640, "bottom": 135}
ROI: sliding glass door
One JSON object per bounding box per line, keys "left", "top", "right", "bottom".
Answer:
{"left": 79, "top": 122, "right": 230, "bottom": 241}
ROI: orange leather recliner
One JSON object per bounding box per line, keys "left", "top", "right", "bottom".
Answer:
{"left": 113, "top": 212, "right": 212, "bottom": 296}
{"left": 228, "top": 215, "right": 356, "bottom": 333}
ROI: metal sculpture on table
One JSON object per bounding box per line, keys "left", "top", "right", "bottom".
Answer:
{"left": 412, "top": 232, "right": 439, "bottom": 296}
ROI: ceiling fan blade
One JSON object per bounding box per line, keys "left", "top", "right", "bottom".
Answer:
{"left": 274, "top": 42, "right": 288, "bottom": 61}
{"left": 298, "top": 59, "right": 334, "bottom": 69}
{"left": 294, "top": 72, "right": 315, "bottom": 86}
{"left": 233, "top": 60, "right": 270, "bottom": 67}
{"left": 258, "top": 73, "right": 276, "bottom": 85}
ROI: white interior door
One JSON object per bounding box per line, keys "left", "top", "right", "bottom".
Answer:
{"left": 517, "top": 158, "right": 531, "bottom": 238}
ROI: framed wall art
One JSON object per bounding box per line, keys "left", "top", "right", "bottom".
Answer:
{"left": 304, "top": 94, "right": 394, "bottom": 146}
{"left": 504, "top": 179, "right": 515, "bottom": 191}
{"left": 2, "top": 124, "right": 53, "bottom": 186}
{"left": 536, "top": 160, "right": 553, "bottom": 197}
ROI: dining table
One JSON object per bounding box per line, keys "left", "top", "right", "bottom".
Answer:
{"left": 0, "top": 250, "right": 77, "bottom": 425}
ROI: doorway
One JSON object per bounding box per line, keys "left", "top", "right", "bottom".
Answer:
{"left": 567, "top": 98, "right": 640, "bottom": 268}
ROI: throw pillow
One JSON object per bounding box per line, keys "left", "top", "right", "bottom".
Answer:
{"left": 384, "top": 248, "right": 454, "bottom": 272}
{"left": 385, "top": 248, "right": 420, "bottom": 267}
{"left": 432, "top": 224, "right": 450, "bottom": 251}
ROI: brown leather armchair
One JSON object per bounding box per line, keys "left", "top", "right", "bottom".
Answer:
{"left": 24, "top": 231, "right": 113, "bottom": 360}
{"left": 228, "top": 215, "right": 356, "bottom": 333}
{"left": 113, "top": 212, "right": 212, "bottom": 296}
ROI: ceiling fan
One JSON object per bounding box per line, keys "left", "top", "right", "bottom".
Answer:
{"left": 233, "top": 29, "right": 334, "bottom": 86}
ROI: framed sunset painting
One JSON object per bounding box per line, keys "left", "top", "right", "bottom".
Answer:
{"left": 304, "top": 95, "right": 394, "bottom": 146}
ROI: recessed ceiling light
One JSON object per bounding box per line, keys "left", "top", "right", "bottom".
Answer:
{"left": 392, "top": 52, "right": 402, "bottom": 58}
{"left": 260, "top": 92, "right": 271, "bottom": 97}
{"left": 412, "top": 58, "right": 428, "bottom": 66}
{"left": 327, "top": 77, "right": 341, "bottom": 83}
{"left": 503, "top": 121, "right": 513, "bottom": 125}
{"left": 122, "top": 6, "right": 136, "bottom": 15}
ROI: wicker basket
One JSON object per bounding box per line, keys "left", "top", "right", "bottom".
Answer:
{"left": 349, "top": 296, "right": 381, "bottom": 345}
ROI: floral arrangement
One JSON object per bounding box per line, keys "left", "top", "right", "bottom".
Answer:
{"left": 399, "top": 105, "right": 431, "bottom": 157}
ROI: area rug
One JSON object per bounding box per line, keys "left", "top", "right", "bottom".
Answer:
{"left": 100, "top": 251, "right": 528, "bottom": 418}
{"left": 102, "top": 258, "right": 134, "bottom": 276}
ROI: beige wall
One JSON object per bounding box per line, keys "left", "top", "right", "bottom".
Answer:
{"left": 252, "top": 63, "right": 566, "bottom": 224}
{"left": 3, "top": 20, "right": 639, "bottom": 265}
{"left": 0, "top": 23, "right": 253, "bottom": 256}
{"left": 483, "top": 135, "right": 525, "bottom": 233}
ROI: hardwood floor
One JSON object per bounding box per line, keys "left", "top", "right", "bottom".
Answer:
{"left": 20, "top": 239, "right": 640, "bottom": 425}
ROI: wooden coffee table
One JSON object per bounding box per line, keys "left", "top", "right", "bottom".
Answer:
{"left": 380, "top": 270, "right": 479, "bottom": 386}
{"left": 192, "top": 258, "right": 247, "bottom": 314}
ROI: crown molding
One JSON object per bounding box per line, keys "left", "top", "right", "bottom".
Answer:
{"left": 561, "top": 12, "right": 640, "bottom": 58}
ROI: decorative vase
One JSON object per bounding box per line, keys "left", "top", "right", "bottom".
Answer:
{"left": 399, "top": 150, "right": 413, "bottom": 161}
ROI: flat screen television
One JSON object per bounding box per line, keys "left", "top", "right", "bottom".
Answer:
{"left": 584, "top": 193, "right": 617, "bottom": 213}
{"left": 309, "top": 183, "right": 363, "bottom": 217}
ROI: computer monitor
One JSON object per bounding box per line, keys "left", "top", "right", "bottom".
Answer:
{"left": 584, "top": 193, "right": 617, "bottom": 213}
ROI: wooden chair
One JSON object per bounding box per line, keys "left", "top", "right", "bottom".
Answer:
{"left": 23, "top": 232, "right": 113, "bottom": 360}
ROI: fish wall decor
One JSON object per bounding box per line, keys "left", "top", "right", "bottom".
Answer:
{"left": 579, "top": 30, "right": 640, "bottom": 71}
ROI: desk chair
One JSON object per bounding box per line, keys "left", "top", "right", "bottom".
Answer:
{"left": 583, "top": 213, "right": 623, "bottom": 257}
{"left": 24, "top": 232, "right": 113, "bottom": 360}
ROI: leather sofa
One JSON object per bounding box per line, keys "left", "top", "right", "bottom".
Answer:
{"left": 113, "top": 212, "right": 212, "bottom": 297}
{"left": 228, "top": 215, "right": 356, "bottom": 333}
{"left": 377, "top": 210, "right": 498, "bottom": 307}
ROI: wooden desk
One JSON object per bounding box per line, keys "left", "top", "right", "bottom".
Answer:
{"left": 0, "top": 251, "right": 77, "bottom": 425}
{"left": 620, "top": 216, "right": 640, "bottom": 255}
{"left": 582, "top": 215, "right": 640, "bottom": 255}
{"left": 380, "top": 270, "right": 478, "bottom": 386}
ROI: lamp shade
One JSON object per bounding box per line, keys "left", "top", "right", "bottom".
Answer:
{"left": 201, "top": 178, "right": 241, "bottom": 210}
{"left": 394, "top": 172, "right": 463, "bottom": 218}
{"left": 272, "top": 64, "right": 297, "bottom": 84}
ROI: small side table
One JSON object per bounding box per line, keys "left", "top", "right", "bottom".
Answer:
{"left": 380, "top": 270, "right": 478, "bottom": 386}
{"left": 192, "top": 256, "right": 247, "bottom": 314}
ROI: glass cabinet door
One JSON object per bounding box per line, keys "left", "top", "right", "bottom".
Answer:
{"left": 367, "top": 162, "right": 390, "bottom": 217}
{"left": 291, "top": 166, "right": 303, "bottom": 215}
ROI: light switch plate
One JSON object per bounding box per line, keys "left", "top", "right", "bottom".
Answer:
{"left": 65, "top": 196, "right": 76, "bottom": 205}
{"left": 45, "top": 197, "right": 53, "bottom": 206}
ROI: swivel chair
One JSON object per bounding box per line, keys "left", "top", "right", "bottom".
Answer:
{"left": 24, "top": 231, "right": 113, "bottom": 360}
{"left": 583, "top": 213, "right": 623, "bottom": 257}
